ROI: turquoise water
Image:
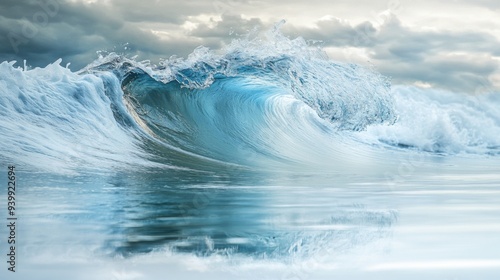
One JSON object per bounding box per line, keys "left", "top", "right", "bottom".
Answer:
{"left": 1, "top": 156, "right": 499, "bottom": 279}
{"left": 1, "top": 29, "right": 500, "bottom": 279}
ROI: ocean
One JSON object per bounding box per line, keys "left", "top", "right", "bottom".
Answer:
{"left": 1, "top": 29, "right": 500, "bottom": 279}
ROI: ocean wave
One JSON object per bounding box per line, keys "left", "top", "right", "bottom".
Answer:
{"left": 1, "top": 28, "right": 499, "bottom": 173}
{"left": 360, "top": 85, "right": 500, "bottom": 155}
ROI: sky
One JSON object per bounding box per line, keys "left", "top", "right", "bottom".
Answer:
{"left": 0, "top": 0, "right": 499, "bottom": 93}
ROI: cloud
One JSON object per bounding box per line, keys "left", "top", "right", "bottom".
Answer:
{"left": 190, "top": 14, "right": 263, "bottom": 38}
{"left": 0, "top": 0, "right": 498, "bottom": 92}
{"left": 112, "top": 0, "right": 213, "bottom": 24}
{"left": 282, "top": 13, "right": 500, "bottom": 92}
{"left": 454, "top": 0, "right": 500, "bottom": 10}
{"left": 0, "top": 0, "right": 209, "bottom": 69}
{"left": 179, "top": 14, "right": 265, "bottom": 51}
{"left": 370, "top": 15, "right": 500, "bottom": 92}
{"left": 283, "top": 16, "right": 377, "bottom": 47}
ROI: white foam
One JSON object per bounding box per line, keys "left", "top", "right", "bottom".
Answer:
{"left": 0, "top": 60, "right": 152, "bottom": 173}
{"left": 362, "top": 85, "right": 500, "bottom": 155}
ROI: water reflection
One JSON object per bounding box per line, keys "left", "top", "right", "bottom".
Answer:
{"left": 12, "top": 158, "right": 500, "bottom": 280}
{"left": 92, "top": 169, "right": 399, "bottom": 258}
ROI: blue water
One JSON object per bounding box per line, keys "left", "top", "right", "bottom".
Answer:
{"left": 1, "top": 28, "right": 500, "bottom": 279}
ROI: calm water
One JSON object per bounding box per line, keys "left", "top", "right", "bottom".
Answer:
{"left": 2, "top": 155, "right": 499, "bottom": 280}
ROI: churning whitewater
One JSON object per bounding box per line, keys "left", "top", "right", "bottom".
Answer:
{"left": 0, "top": 27, "right": 499, "bottom": 174}
{"left": 2, "top": 24, "right": 500, "bottom": 280}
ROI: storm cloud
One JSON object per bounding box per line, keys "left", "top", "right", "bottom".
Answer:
{"left": 0, "top": 0, "right": 499, "bottom": 92}
{"left": 282, "top": 14, "right": 500, "bottom": 92}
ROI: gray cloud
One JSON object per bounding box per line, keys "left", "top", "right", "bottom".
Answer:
{"left": 113, "top": 0, "right": 214, "bottom": 24}
{"left": 190, "top": 14, "right": 263, "bottom": 38}
{"left": 283, "top": 18, "right": 377, "bottom": 47}
{"left": 281, "top": 14, "right": 500, "bottom": 92}
{"left": 0, "top": 0, "right": 498, "bottom": 92}
{"left": 0, "top": 0, "right": 201, "bottom": 69}
{"left": 370, "top": 15, "right": 500, "bottom": 92}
